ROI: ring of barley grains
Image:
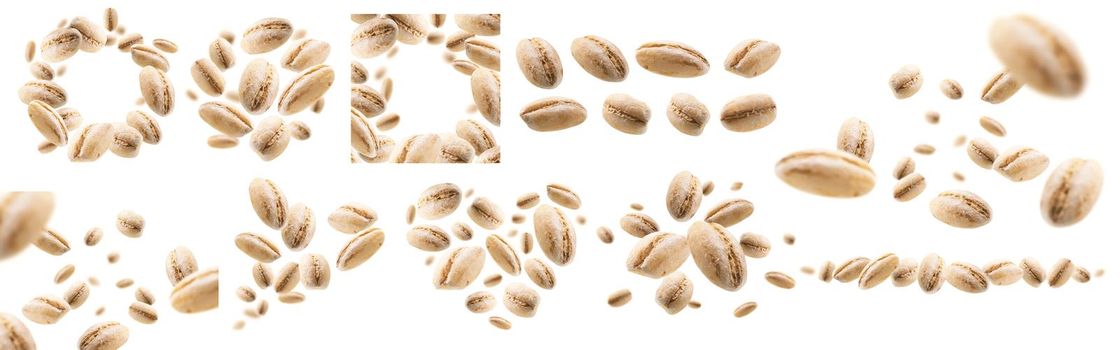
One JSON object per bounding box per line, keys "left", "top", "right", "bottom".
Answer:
{"left": 21, "top": 8, "right": 175, "bottom": 162}
{"left": 348, "top": 13, "right": 501, "bottom": 164}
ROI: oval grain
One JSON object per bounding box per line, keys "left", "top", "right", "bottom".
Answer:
{"left": 280, "top": 203, "right": 315, "bottom": 251}
{"left": 524, "top": 258, "right": 556, "bottom": 289}
{"left": 947, "top": 262, "right": 989, "bottom": 293}
{"left": 281, "top": 39, "right": 330, "bottom": 71}
{"left": 470, "top": 68, "right": 501, "bottom": 126}
{"left": 126, "top": 111, "right": 161, "bottom": 144}
{"left": 19, "top": 80, "right": 67, "bottom": 107}
{"left": 416, "top": 183, "right": 462, "bottom": 220}
{"left": 454, "top": 14, "right": 500, "bottom": 36}
{"left": 407, "top": 225, "right": 452, "bottom": 252}
{"left": 467, "top": 197, "right": 504, "bottom": 230}
{"left": 858, "top": 254, "right": 899, "bottom": 289}
{"left": 78, "top": 321, "right": 128, "bottom": 350}
{"left": 27, "top": 100, "right": 68, "bottom": 146}
{"left": 336, "top": 227, "right": 385, "bottom": 271}
{"left": 249, "top": 116, "right": 290, "bottom": 161}
{"left": 720, "top": 94, "right": 776, "bottom": 132}
{"left": 516, "top": 37, "right": 563, "bottom": 88}
{"left": 533, "top": 204, "right": 576, "bottom": 266}
{"left": 764, "top": 271, "right": 796, "bottom": 289}
{"left": 980, "top": 69, "right": 1023, "bottom": 104}
{"left": 834, "top": 257, "right": 870, "bottom": 283}
{"left": 242, "top": 17, "right": 293, "bottom": 54}
{"left": 993, "top": 146, "right": 1049, "bottom": 181}
{"left": 918, "top": 254, "right": 945, "bottom": 293}
{"left": 929, "top": 190, "right": 992, "bottom": 228}
{"left": 209, "top": 39, "right": 235, "bottom": 70}
{"left": 666, "top": 171, "right": 703, "bottom": 221}
{"left": 432, "top": 247, "right": 485, "bottom": 290}
{"left": 545, "top": 184, "right": 581, "bottom": 210}
{"left": 68, "top": 123, "right": 113, "bottom": 162}
{"left": 635, "top": 41, "right": 709, "bottom": 78}
{"left": 1040, "top": 158, "right": 1103, "bottom": 227}
{"left": 704, "top": 199, "right": 754, "bottom": 227}
{"left": 655, "top": 272, "right": 693, "bottom": 314}
{"left": 687, "top": 221, "right": 746, "bottom": 291}
{"left": 130, "top": 45, "right": 168, "bottom": 71}
{"left": 351, "top": 18, "right": 397, "bottom": 58}
{"left": 966, "top": 138, "right": 999, "bottom": 169}
{"left": 300, "top": 253, "right": 331, "bottom": 289}
{"left": 989, "top": 15, "right": 1084, "bottom": 96}
{"left": 738, "top": 233, "right": 770, "bottom": 259}
{"left": 328, "top": 203, "right": 377, "bottom": 234}
{"left": 520, "top": 96, "right": 585, "bottom": 131}
{"left": 504, "top": 283, "right": 540, "bottom": 318}
{"left": 984, "top": 260, "right": 1023, "bottom": 286}
{"left": 667, "top": 93, "right": 709, "bottom": 136}
{"left": 165, "top": 246, "right": 197, "bottom": 286}
{"left": 40, "top": 28, "right": 80, "bottom": 62}
{"left": 455, "top": 120, "right": 497, "bottom": 155}
{"left": 889, "top": 65, "right": 922, "bottom": 99}
{"left": 724, "top": 39, "right": 781, "bottom": 78}
{"left": 170, "top": 268, "right": 219, "bottom": 313}
{"left": 775, "top": 149, "right": 875, "bottom": 198}
{"left": 128, "top": 302, "right": 158, "bottom": 324}
{"left": 893, "top": 173, "right": 926, "bottom": 202}
{"left": 234, "top": 232, "right": 281, "bottom": 262}
{"left": 274, "top": 262, "right": 300, "bottom": 293}
{"left": 248, "top": 178, "right": 288, "bottom": 229}
{"left": 620, "top": 212, "right": 659, "bottom": 238}
{"left": 465, "top": 291, "right": 496, "bottom": 313}
{"left": 277, "top": 64, "right": 334, "bottom": 115}
{"left": 239, "top": 59, "right": 278, "bottom": 115}
{"left": 198, "top": 101, "right": 253, "bottom": 137}
{"left": 602, "top": 93, "right": 650, "bottom": 134}
{"left": 464, "top": 38, "right": 500, "bottom": 71}
{"left": 626, "top": 232, "right": 689, "bottom": 278}
{"left": 836, "top": 117, "right": 874, "bottom": 162}
{"left": 571, "top": 35, "right": 627, "bottom": 82}
{"left": 139, "top": 66, "right": 174, "bottom": 116}
{"left": 351, "top": 84, "right": 385, "bottom": 117}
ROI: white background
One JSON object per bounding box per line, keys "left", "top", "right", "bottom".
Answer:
{"left": 2, "top": 0, "right": 1117, "bottom": 349}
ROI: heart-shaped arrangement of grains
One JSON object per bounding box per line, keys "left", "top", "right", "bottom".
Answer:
{"left": 404, "top": 182, "right": 585, "bottom": 329}
{"left": 349, "top": 14, "right": 500, "bottom": 164}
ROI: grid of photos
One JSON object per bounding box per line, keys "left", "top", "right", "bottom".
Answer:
{"left": 1, "top": 3, "right": 1114, "bottom": 349}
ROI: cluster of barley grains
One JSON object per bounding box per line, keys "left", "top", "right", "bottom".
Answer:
{"left": 514, "top": 35, "right": 780, "bottom": 135}
{"left": 189, "top": 18, "right": 333, "bottom": 160}
{"left": 232, "top": 178, "right": 385, "bottom": 329}
{"left": 404, "top": 182, "right": 584, "bottom": 329}
{"left": 19, "top": 8, "right": 177, "bottom": 162}
{"left": 871, "top": 14, "right": 1101, "bottom": 228}
{"left": 771, "top": 13, "right": 1100, "bottom": 229}
{"left": 350, "top": 14, "right": 501, "bottom": 164}
{"left": 2, "top": 190, "right": 218, "bottom": 350}
{"left": 606, "top": 171, "right": 812, "bottom": 318}
{"left": 820, "top": 254, "right": 1097, "bottom": 293}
